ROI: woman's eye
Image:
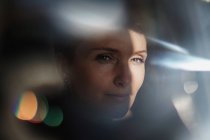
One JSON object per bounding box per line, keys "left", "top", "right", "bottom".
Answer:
{"left": 95, "top": 54, "right": 117, "bottom": 64}
{"left": 131, "top": 57, "right": 145, "bottom": 64}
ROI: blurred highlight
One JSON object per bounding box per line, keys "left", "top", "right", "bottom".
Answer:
{"left": 30, "top": 95, "right": 49, "bottom": 123}
{"left": 148, "top": 37, "right": 189, "bottom": 54}
{"left": 14, "top": 90, "right": 63, "bottom": 127}
{"left": 184, "top": 81, "right": 199, "bottom": 94}
{"left": 15, "top": 91, "right": 38, "bottom": 121}
{"left": 173, "top": 95, "right": 196, "bottom": 131}
{"left": 152, "top": 52, "right": 210, "bottom": 71}
{"left": 44, "top": 107, "right": 63, "bottom": 127}
{"left": 52, "top": 0, "right": 126, "bottom": 38}
{"left": 202, "top": 0, "right": 210, "bottom": 3}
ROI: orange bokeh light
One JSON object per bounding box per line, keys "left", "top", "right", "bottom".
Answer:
{"left": 16, "top": 91, "right": 38, "bottom": 121}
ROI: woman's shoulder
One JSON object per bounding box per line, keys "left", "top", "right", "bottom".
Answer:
{"left": 112, "top": 112, "right": 191, "bottom": 140}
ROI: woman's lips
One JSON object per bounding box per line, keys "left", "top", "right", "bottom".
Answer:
{"left": 105, "top": 93, "right": 130, "bottom": 101}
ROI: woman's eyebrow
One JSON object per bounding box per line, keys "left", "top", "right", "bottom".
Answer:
{"left": 134, "top": 50, "right": 147, "bottom": 55}
{"left": 88, "top": 47, "right": 119, "bottom": 53}
{"left": 81, "top": 47, "right": 119, "bottom": 58}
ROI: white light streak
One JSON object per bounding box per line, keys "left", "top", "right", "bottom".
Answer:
{"left": 152, "top": 53, "right": 210, "bottom": 71}
{"left": 148, "top": 37, "right": 189, "bottom": 54}
{"left": 53, "top": 0, "right": 125, "bottom": 38}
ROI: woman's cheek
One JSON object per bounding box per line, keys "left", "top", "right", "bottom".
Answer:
{"left": 131, "top": 66, "right": 145, "bottom": 90}
{"left": 89, "top": 66, "right": 113, "bottom": 84}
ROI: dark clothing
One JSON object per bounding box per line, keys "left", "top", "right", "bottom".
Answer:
{"left": 25, "top": 90, "right": 191, "bottom": 140}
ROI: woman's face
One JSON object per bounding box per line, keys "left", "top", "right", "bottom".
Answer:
{"left": 65, "top": 29, "right": 147, "bottom": 120}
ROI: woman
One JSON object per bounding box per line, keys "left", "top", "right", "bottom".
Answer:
{"left": 55, "top": 27, "right": 147, "bottom": 139}
{"left": 50, "top": 2, "right": 151, "bottom": 140}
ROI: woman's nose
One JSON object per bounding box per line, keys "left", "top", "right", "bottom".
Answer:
{"left": 113, "top": 63, "right": 131, "bottom": 88}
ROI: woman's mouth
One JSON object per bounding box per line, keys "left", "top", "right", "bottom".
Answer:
{"left": 105, "top": 93, "right": 130, "bottom": 101}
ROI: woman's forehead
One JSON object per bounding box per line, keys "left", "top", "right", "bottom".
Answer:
{"left": 75, "top": 29, "right": 147, "bottom": 55}
{"left": 78, "top": 29, "right": 144, "bottom": 45}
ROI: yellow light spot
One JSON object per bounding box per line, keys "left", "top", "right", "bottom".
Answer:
{"left": 16, "top": 91, "right": 38, "bottom": 121}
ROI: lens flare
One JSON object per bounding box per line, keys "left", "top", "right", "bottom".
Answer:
{"left": 184, "top": 81, "right": 199, "bottom": 94}
{"left": 202, "top": 0, "right": 210, "bottom": 3}
{"left": 151, "top": 52, "right": 210, "bottom": 71}
{"left": 30, "top": 95, "right": 49, "bottom": 123}
{"left": 44, "top": 106, "right": 63, "bottom": 127}
{"left": 172, "top": 95, "right": 196, "bottom": 131}
{"left": 52, "top": 0, "right": 125, "bottom": 38}
{"left": 148, "top": 37, "right": 189, "bottom": 54}
{"left": 15, "top": 91, "right": 38, "bottom": 121}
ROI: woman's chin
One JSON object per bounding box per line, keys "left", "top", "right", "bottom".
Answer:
{"left": 99, "top": 107, "right": 131, "bottom": 123}
{"left": 73, "top": 99, "right": 131, "bottom": 124}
